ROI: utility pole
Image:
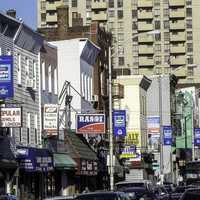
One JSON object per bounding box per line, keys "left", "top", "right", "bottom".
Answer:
{"left": 109, "top": 46, "right": 114, "bottom": 190}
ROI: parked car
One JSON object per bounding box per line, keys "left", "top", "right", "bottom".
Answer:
{"left": 115, "top": 180, "right": 153, "bottom": 191}
{"left": 179, "top": 188, "right": 200, "bottom": 200}
{"left": 75, "top": 191, "right": 129, "bottom": 200}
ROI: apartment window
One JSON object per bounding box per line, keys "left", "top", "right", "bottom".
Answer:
{"left": 186, "top": 0, "right": 192, "bottom": 6}
{"left": 72, "top": 12, "right": 78, "bottom": 19}
{"left": 132, "top": 35, "right": 138, "bottom": 42}
{"left": 54, "top": 68, "right": 57, "bottom": 94}
{"left": 118, "top": 21, "right": 123, "bottom": 30}
{"left": 48, "top": 65, "right": 52, "bottom": 93}
{"left": 132, "top": 10, "right": 137, "bottom": 18}
{"left": 164, "top": 32, "right": 170, "bottom": 41}
{"left": 118, "top": 10, "right": 123, "bottom": 19}
{"left": 155, "top": 67, "right": 162, "bottom": 75}
{"left": 118, "top": 33, "right": 124, "bottom": 42}
{"left": 86, "top": 0, "right": 91, "bottom": 9}
{"left": 34, "top": 114, "right": 38, "bottom": 145}
{"left": 155, "top": 56, "right": 161, "bottom": 65}
{"left": 186, "top": 8, "right": 192, "bottom": 17}
{"left": 41, "top": 1, "right": 46, "bottom": 10}
{"left": 187, "top": 56, "right": 193, "bottom": 64}
{"left": 164, "top": 55, "right": 170, "bottom": 64}
{"left": 154, "top": 0, "right": 160, "bottom": 7}
{"left": 132, "top": 22, "right": 138, "bottom": 30}
{"left": 109, "top": 10, "right": 115, "bottom": 18}
{"left": 117, "top": 0, "right": 123, "bottom": 7}
{"left": 187, "top": 66, "right": 194, "bottom": 76}
{"left": 33, "top": 61, "right": 37, "bottom": 89}
{"left": 72, "top": 0, "right": 77, "bottom": 7}
{"left": 164, "top": 21, "right": 169, "bottom": 29}
{"left": 132, "top": 0, "right": 137, "bottom": 7}
{"left": 155, "top": 44, "right": 161, "bottom": 52}
{"left": 186, "top": 19, "right": 192, "bottom": 29}
{"left": 154, "top": 9, "right": 160, "bottom": 16}
{"left": 42, "top": 61, "right": 45, "bottom": 90}
{"left": 27, "top": 112, "right": 30, "bottom": 144}
{"left": 155, "top": 33, "right": 161, "bottom": 41}
{"left": 155, "top": 21, "right": 161, "bottom": 29}
{"left": 164, "top": 44, "right": 170, "bottom": 53}
{"left": 163, "top": 9, "right": 169, "bottom": 18}
{"left": 118, "top": 57, "right": 124, "bottom": 66}
{"left": 187, "top": 31, "right": 193, "bottom": 40}
{"left": 109, "top": 0, "right": 114, "bottom": 8}
{"left": 118, "top": 45, "right": 124, "bottom": 55}
{"left": 63, "top": 0, "right": 69, "bottom": 5}
{"left": 187, "top": 43, "right": 193, "bottom": 52}
{"left": 133, "top": 45, "right": 138, "bottom": 52}
{"left": 17, "top": 54, "right": 22, "bottom": 85}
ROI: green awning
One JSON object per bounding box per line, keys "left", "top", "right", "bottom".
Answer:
{"left": 54, "top": 153, "right": 77, "bottom": 170}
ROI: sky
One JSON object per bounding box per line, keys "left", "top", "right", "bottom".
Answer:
{"left": 0, "top": 0, "right": 37, "bottom": 30}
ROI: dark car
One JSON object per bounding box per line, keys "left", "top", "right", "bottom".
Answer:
{"left": 75, "top": 191, "right": 129, "bottom": 200}
{"left": 179, "top": 188, "right": 200, "bottom": 200}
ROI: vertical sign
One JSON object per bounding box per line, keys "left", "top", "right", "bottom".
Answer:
{"left": 0, "top": 56, "right": 13, "bottom": 98}
{"left": 113, "top": 110, "right": 126, "bottom": 137}
{"left": 163, "top": 126, "right": 172, "bottom": 145}
{"left": 194, "top": 128, "right": 200, "bottom": 146}
{"left": 147, "top": 116, "right": 160, "bottom": 134}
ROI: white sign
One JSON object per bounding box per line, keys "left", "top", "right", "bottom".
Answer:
{"left": 0, "top": 107, "right": 22, "bottom": 127}
{"left": 44, "top": 104, "right": 58, "bottom": 136}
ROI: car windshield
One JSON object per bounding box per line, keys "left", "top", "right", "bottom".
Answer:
{"left": 76, "top": 194, "right": 118, "bottom": 200}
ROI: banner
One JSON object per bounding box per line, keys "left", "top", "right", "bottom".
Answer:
{"left": 147, "top": 116, "right": 160, "bottom": 134}
{"left": 194, "top": 128, "right": 200, "bottom": 146}
{"left": 76, "top": 114, "right": 105, "bottom": 134}
{"left": 163, "top": 126, "right": 172, "bottom": 145}
{"left": 120, "top": 130, "right": 141, "bottom": 160}
{"left": 0, "top": 107, "right": 22, "bottom": 127}
{"left": 44, "top": 104, "right": 58, "bottom": 136}
{"left": 113, "top": 110, "right": 126, "bottom": 137}
{"left": 0, "top": 56, "right": 13, "bottom": 98}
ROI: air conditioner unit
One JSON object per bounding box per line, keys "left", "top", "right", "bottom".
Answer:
{"left": 26, "top": 78, "right": 34, "bottom": 88}
{"left": 91, "top": 95, "right": 99, "bottom": 102}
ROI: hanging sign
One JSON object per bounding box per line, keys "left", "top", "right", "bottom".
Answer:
{"left": 113, "top": 110, "right": 126, "bottom": 137}
{"left": 194, "top": 128, "right": 200, "bottom": 146}
{"left": 163, "top": 126, "right": 172, "bottom": 145}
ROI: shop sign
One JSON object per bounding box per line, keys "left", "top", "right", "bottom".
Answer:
{"left": 163, "top": 126, "right": 172, "bottom": 145}
{"left": 44, "top": 104, "right": 58, "bottom": 136}
{"left": 80, "top": 159, "right": 98, "bottom": 176}
{"left": 194, "top": 128, "right": 200, "bottom": 146}
{"left": 0, "top": 56, "right": 13, "bottom": 98}
{"left": 17, "top": 147, "right": 53, "bottom": 172}
{"left": 147, "top": 116, "right": 160, "bottom": 134}
{"left": 76, "top": 114, "right": 105, "bottom": 134}
{"left": 0, "top": 107, "right": 22, "bottom": 127}
{"left": 113, "top": 110, "right": 126, "bottom": 137}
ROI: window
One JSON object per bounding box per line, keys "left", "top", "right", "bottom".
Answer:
{"left": 164, "top": 55, "right": 170, "bottom": 64}
{"left": 25, "top": 57, "right": 29, "bottom": 78}
{"left": 118, "top": 45, "right": 124, "bottom": 55}
{"left": 72, "top": 0, "right": 77, "bottom": 7}
{"left": 132, "top": 10, "right": 137, "bottom": 18}
{"left": 72, "top": 12, "right": 78, "bottom": 19}
{"left": 187, "top": 55, "right": 193, "bottom": 64}
{"left": 155, "top": 33, "right": 161, "bottom": 41}
{"left": 186, "top": 19, "right": 192, "bottom": 29}
{"left": 42, "top": 62, "right": 45, "bottom": 90}
{"left": 155, "top": 56, "right": 161, "bottom": 65}
{"left": 164, "top": 21, "right": 169, "bottom": 29}
{"left": 41, "top": 1, "right": 46, "bottom": 10}
{"left": 187, "top": 31, "right": 193, "bottom": 40}
{"left": 109, "top": 10, "right": 115, "bottom": 18}
{"left": 118, "top": 10, "right": 123, "bottom": 19}
{"left": 118, "top": 33, "right": 124, "bottom": 42}
{"left": 27, "top": 113, "right": 30, "bottom": 144}
{"left": 154, "top": 9, "right": 160, "bottom": 16}
{"left": 6, "top": 48, "right": 11, "bottom": 55}
{"left": 117, "top": 0, "right": 123, "bottom": 7}
{"left": 164, "top": 32, "right": 170, "bottom": 41}
{"left": 48, "top": 65, "right": 52, "bottom": 93}
{"left": 86, "top": 0, "right": 91, "bottom": 9}
{"left": 41, "top": 13, "right": 46, "bottom": 22}
{"left": 186, "top": 8, "right": 192, "bottom": 17}
{"left": 118, "top": 21, "right": 123, "bottom": 30}
{"left": 17, "top": 54, "right": 22, "bottom": 85}
{"left": 118, "top": 57, "right": 124, "bottom": 66}
{"left": 132, "top": 0, "right": 137, "bottom": 7}
{"left": 155, "top": 44, "right": 161, "bottom": 52}
{"left": 155, "top": 21, "right": 161, "bottom": 29}
{"left": 132, "top": 22, "right": 138, "bottom": 30}
{"left": 187, "top": 43, "right": 193, "bottom": 52}
{"left": 163, "top": 9, "right": 169, "bottom": 18}
{"left": 186, "top": 0, "right": 192, "bottom": 6}
{"left": 34, "top": 114, "right": 38, "bottom": 145}
{"left": 154, "top": 0, "right": 160, "bottom": 6}
{"left": 109, "top": 0, "right": 114, "bottom": 8}
{"left": 33, "top": 61, "right": 37, "bottom": 90}
{"left": 133, "top": 45, "right": 138, "bottom": 52}
{"left": 187, "top": 66, "right": 194, "bottom": 76}
{"left": 164, "top": 44, "right": 170, "bottom": 53}
{"left": 54, "top": 68, "right": 57, "bottom": 94}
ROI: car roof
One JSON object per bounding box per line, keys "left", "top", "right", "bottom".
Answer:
{"left": 76, "top": 191, "right": 124, "bottom": 197}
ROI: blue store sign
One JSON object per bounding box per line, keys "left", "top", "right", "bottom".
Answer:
{"left": 17, "top": 146, "right": 53, "bottom": 172}
{"left": 194, "top": 128, "right": 200, "bottom": 146}
{"left": 0, "top": 56, "right": 13, "bottom": 98}
{"left": 163, "top": 126, "right": 172, "bottom": 145}
{"left": 113, "top": 110, "right": 126, "bottom": 137}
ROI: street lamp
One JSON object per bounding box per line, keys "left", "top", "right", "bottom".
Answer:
{"left": 108, "top": 30, "right": 160, "bottom": 190}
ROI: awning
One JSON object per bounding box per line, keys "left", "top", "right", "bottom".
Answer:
{"left": 54, "top": 153, "right": 77, "bottom": 170}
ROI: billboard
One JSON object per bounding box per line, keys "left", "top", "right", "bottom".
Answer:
{"left": 43, "top": 104, "right": 58, "bottom": 136}
{"left": 113, "top": 110, "right": 126, "bottom": 137}
{"left": 163, "top": 126, "right": 172, "bottom": 145}
{"left": 147, "top": 116, "right": 160, "bottom": 134}
{"left": 76, "top": 114, "right": 105, "bottom": 134}
{"left": 0, "top": 56, "right": 13, "bottom": 98}
{"left": 0, "top": 107, "right": 22, "bottom": 127}
{"left": 120, "top": 130, "right": 141, "bottom": 160}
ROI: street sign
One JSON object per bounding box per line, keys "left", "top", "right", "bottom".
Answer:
{"left": 113, "top": 110, "right": 126, "bottom": 137}
{"left": 0, "top": 56, "right": 13, "bottom": 98}
{"left": 163, "top": 126, "right": 172, "bottom": 145}
{"left": 194, "top": 128, "right": 200, "bottom": 146}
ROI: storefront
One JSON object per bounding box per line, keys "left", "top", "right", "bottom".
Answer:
{"left": 16, "top": 146, "right": 53, "bottom": 200}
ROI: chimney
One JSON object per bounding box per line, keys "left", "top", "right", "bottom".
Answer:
{"left": 6, "top": 9, "right": 16, "bottom": 18}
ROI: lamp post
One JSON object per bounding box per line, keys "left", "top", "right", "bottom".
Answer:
{"left": 108, "top": 30, "right": 160, "bottom": 190}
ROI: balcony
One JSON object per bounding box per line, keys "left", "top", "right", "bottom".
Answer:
{"left": 138, "top": 0, "right": 153, "bottom": 7}
{"left": 170, "top": 56, "right": 186, "bottom": 65}
{"left": 138, "top": 10, "right": 153, "bottom": 19}
{"left": 138, "top": 22, "right": 153, "bottom": 31}
{"left": 172, "top": 67, "right": 187, "bottom": 78}
{"left": 139, "top": 57, "right": 154, "bottom": 66}
{"left": 138, "top": 35, "right": 154, "bottom": 43}
{"left": 92, "top": 12, "right": 107, "bottom": 21}
{"left": 46, "top": 1, "right": 62, "bottom": 11}
{"left": 170, "top": 21, "right": 185, "bottom": 30}
{"left": 139, "top": 46, "right": 154, "bottom": 54}
{"left": 169, "top": 0, "right": 185, "bottom": 7}
{"left": 170, "top": 9, "right": 185, "bottom": 18}
{"left": 91, "top": 1, "right": 107, "bottom": 10}
{"left": 46, "top": 14, "right": 57, "bottom": 22}
{"left": 170, "top": 32, "right": 186, "bottom": 42}
{"left": 170, "top": 45, "right": 186, "bottom": 54}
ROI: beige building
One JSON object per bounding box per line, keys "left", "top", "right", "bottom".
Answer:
{"left": 37, "top": 0, "right": 200, "bottom": 86}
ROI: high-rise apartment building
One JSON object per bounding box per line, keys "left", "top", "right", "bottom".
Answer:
{"left": 37, "top": 0, "right": 200, "bottom": 86}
